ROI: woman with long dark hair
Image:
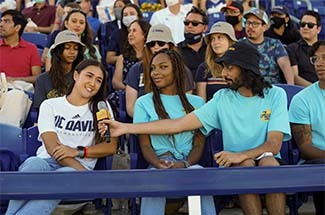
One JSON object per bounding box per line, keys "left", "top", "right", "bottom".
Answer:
{"left": 132, "top": 49, "right": 216, "bottom": 215}
{"left": 45, "top": 9, "right": 102, "bottom": 70}
{"left": 124, "top": 24, "right": 194, "bottom": 117}
{"left": 6, "top": 59, "right": 118, "bottom": 215}
{"left": 34, "top": 30, "right": 84, "bottom": 108}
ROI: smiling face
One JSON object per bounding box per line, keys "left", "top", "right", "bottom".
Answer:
{"left": 150, "top": 53, "right": 177, "bottom": 94}
{"left": 73, "top": 65, "right": 104, "bottom": 100}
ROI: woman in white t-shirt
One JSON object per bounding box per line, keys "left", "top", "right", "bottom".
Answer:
{"left": 5, "top": 59, "right": 118, "bottom": 215}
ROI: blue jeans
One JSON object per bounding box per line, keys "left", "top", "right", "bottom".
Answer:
{"left": 5, "top": 157, "right": 76, "bottom": 215}
{"left": 140, "top": 155, "right": 216, "bottom": 215}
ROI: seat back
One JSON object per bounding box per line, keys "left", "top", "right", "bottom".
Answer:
{"left": 0, "top": 123, "right": 27, "bottom": 161}
{"left": 21, "top": 32, "right": 48, "bottom": 49}
{"left": 274, "top": 84, "right": 304, "bottom": 108}
{"left": 25, "top": 126, "right": 42, "bottom": 156}
{"left": 275, "top": 84, "right": 305, "bottom": 165}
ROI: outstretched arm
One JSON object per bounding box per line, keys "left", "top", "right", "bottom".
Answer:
{"left": 99, "top": 112, "right": 203, "bottom": 137}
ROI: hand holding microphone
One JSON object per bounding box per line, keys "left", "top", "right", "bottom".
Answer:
{"left": 97, "top": 101, "right": 111, "bottom": 143}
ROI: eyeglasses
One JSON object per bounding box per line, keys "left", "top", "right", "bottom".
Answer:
{"left": 245, "top": 20, "right": 263, "bottom": 28}
{"left": 299, "top": 21, "right": 317, "bottom": 29}
{"left": 147, "top": 41, "right": 167, "bottom": 48}
{"left": 310, "top": 54, "right": 325, "bottom": 65}
{"left": 184, "top": 20, "right": 204, "bottom": 26}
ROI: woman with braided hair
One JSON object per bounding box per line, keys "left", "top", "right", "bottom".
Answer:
{"left": 132, "top": 48, "right": 216, "bottom": 215}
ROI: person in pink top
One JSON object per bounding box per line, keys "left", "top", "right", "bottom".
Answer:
{"left": 0, "top": 10, "right": 42, "bottom": 84}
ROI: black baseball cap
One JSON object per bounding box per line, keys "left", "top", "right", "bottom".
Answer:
{"left": 271, "top": 5, "right": 290, "bottom": 16}
{"left": 221, "top": 1, "right": 244, "bottom": 13}
{"left": 215, "top": 41, "right": 260, "bottom": 75}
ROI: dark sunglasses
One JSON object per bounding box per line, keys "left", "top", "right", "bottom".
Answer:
{"left": 146, "top": 41, "right": 167, "bottom": 48}
{"left": 299, "top": 21, "right": 317, "bottom": 29}
{"left": 183, "top": 20, "right": 204, "bottom": 26}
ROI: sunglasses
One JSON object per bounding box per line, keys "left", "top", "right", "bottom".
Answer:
{"left": 183, "top": 20, "right": 204, "bottom": 26}
{"left": 299, "top": 21, "right": 317, "bottom": 29}
{"left": 147, "top": 41, "right": 167, "bottom": 48}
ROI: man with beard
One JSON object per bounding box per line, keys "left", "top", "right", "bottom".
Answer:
{"left": 104, "top": 41, "right": 290, "bottom": 215}
{"left": 242, "top": 8, "right": 294, "bottom": 85}
{"left": 220, "top": 1, "right": 246, "bottom": 39}
{"left": 178, "top": 6, "right": 208, "bottom": 78}
{"left": 264, "top": 5, "right": 300, "bottom": 45}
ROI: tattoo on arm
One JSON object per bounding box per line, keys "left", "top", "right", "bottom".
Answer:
{"left": 291, "top": 123, "right": 312, "bottom": 147}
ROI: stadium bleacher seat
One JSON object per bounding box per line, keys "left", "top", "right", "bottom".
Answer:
{"left": 25, "top": 125, "right": 113, "bottom": 215}
{"left": 21, "top": 32, "right": 48, "bottom": 49}
{"left": 0, "top": 123, "right": 27, "bottom": 162}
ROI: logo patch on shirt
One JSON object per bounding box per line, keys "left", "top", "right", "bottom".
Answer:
{"left": 260, "top": 109, "right": 271, "bottom": 122}
{"left": 72, "top": 114, "right": 80, "bottom": 119}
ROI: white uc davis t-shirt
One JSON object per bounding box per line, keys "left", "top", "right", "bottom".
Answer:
{"left": 37, "top": 96, "right": 97, "bottom": 169}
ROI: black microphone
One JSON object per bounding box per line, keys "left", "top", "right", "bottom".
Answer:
{"left": 97, "top": 101, "right": 111, "bottom": 143}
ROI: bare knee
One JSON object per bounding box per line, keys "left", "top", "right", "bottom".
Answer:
{"left": 258, "top": 157, "right": 280, "bottom": 167}
{"left": 233, "top": 159, "right": 256, "bottom": 167}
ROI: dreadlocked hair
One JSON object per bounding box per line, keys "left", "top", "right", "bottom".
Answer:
{"left": 240, "top": 68, "right": 272, "bottom": 98}
{"left": 149, "top": 49, "right": 195, "bottom": 120}
{"left": 49, "top": 43, "right": 84, "bottom": 93}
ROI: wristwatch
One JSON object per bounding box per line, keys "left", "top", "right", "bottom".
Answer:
{"left": 77, "top": 146, "right": 85, "bottom": 158}
{"left": 183, "top": 160, "right": 190, "bottom": 168}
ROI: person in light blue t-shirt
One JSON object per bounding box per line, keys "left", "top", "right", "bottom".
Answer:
{"left": 101, "top": 41, "right": 291, "bottom": 215}
{"left": 133, "top": 49, "right": 216, "bottom": 215}
{"left": 289, "top": 40, "right": 325, "bottom": 215}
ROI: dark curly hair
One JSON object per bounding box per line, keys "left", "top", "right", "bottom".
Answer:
{"left": 239, "top": 69, "right": 272, "bottom": 98}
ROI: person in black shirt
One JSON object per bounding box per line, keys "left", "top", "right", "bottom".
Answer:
{"left": 264, "top": 5, "right": 301, "bottom": 45}
{"left": 287, "top": 10, "right": 321, "bottom": 86}
{"left": 178, "top": 6, "right": 208, "bottom": 79}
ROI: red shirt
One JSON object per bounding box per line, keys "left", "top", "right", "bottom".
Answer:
{"left": 0, "top": 39, "right": 42, "bottom": 77}
{"left": 22, "top": 4, "right": 56, "bottom": 27}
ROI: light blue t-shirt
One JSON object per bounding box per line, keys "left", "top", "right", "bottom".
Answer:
{"left": 289, "top": 82, "right": 325, "bottom": 150}
{"left": 194, "top": 86, "right": 291, "bottom": 157}
{"left": 133, "top": 93, "right": 205, "bottom": 159}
